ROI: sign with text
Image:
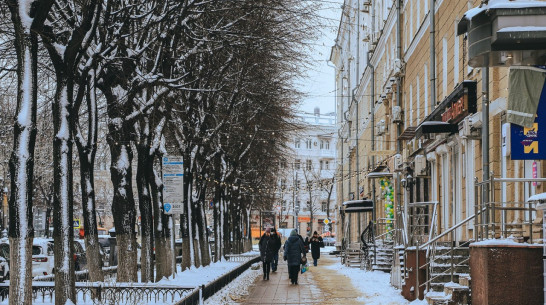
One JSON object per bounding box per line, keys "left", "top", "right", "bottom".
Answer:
{"left": 163, "top": 156, "right": 184, "bottom": 214}
{"left": 511, "top": 80, "right": 546, "bottom": 160}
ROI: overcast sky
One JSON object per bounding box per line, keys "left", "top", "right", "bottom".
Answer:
{"left": 295, "top": 0, "right": 343, "bottom": 116}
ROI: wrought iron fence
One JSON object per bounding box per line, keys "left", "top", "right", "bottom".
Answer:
{"left": 0, "top": 255, "right": 260, "bottom": 304}
{"left": 0, "top": 282, "right": 195, "bottom": 304}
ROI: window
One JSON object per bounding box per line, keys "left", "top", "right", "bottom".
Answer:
{"left": 325, "top": 160, "right": 329, "bottom": 170}
{"left": 280, "top": 179, "right": 286, "bottom": 188}
{"left": 295, "top": 180, "right": 300, "bottom": 189}
{"left": 295, "top": 159, "right": 301, "bottom": 170}
{"left": 306, "top": 139, "right": 312, "bottom": 149}
{"left": 279, "top": 161, "right": 286, "bottom": 169}
{"left": 295, "top": 139, "right": 301, "bottom": 149}
{"left": 442, "top": 37, "right": 448, "bottom": 98}
{"left": 306, "top": 160, "right": 312, "bottom": 170}
{"left": 454, "top": 32, "right": 460, "bottom": 87}
{"left": 320, "top": 140, "right": 324, "bottom": 149}
{"left": 319, "top": 160, "right": 324, "bottom": 170}
{"left": 321, "top": 202, "right": 328, "bottom": 212}
{"left": 325, "top": 141, "right": 330, "bottom": 150}
{"left": 425, "top": 64, "right": 429, "bottom": 115}
{"left": 296, "top": 200, "right": 301, "bottom": 211}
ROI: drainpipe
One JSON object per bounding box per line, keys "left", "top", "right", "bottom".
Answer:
{"left": 482, "top": 64, "right": 490, "bottom": 235}
{"left": 430, "top": 0, "right": 436, "bottom": 112}
{"left": 355, "top": 0, "right": 361, "bottom": 240}
{"left": 369, "top": 0, "right": 376, "bottom": 266}
{"left": 396, "top": 0, "right": 404, "bottom": 246}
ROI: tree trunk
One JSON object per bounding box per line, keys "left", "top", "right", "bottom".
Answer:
{"left": 109, "top": 141, "right": 138, "bottom": 282}
{"left": 181, "top": 163, "right": 192, "bottom": 270}
{"left": 6, "top": 3, "right": 42, "bottom": 304}
{"left": 136, "top": 145, "right": 154, "bottom": 282}
{"left": 52, "top": 81, "right": 77, "bottom": 305}
{"left": 149, "top": 160, "right": 172, "bottom": 280}
{"left": 77, "top": 75, "right": 104, "bottom": 283}
{"left": 197, "top": 187, "right": 210, "bottom": 266}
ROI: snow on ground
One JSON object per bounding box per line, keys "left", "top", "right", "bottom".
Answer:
{"left": 204, "top": 263, "right": 261, "bottom": 304}
{"left": 326, "top": 261, "right": 427, "bottom": 305}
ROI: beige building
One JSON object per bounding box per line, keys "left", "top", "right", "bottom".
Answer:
{"left": 332, "top": 0, "right": 546, "bottom": 302}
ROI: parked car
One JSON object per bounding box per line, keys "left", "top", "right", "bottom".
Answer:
{"left": 322, "top": 237, "right": 336, "bottom": 246}
{"left": 31, "top": 238, "right": 55, "bottom": 277}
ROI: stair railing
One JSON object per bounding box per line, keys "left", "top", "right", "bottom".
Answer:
{"left": 475, "top": 175, "right": 546, "bottom": 243}
{"left": 415, "top": 207, "right": 486, "bottom": 300}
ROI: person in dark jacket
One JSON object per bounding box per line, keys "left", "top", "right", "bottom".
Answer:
{"left": 270, "top": 228, "right": 282, "bottom": 272}
{"left": 309, "top": 231, "right": 324, "bottom": 266}
{"left": 283, "top": 229, "right": 306, "bottom": 285}
{"left": 259, "top": 228, "right": 274, "bottom": 280}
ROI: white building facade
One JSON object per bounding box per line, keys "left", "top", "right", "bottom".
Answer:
{"left": 277, "top": 108, "right": 337, "bottom": 237}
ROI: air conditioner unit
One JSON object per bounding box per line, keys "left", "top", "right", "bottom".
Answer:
{"left": 415, "top": 155, "right": 428, "bottom": 176}
{"left": 393, "top": 59, "right": 404, "bottom": 76}
{"left": 392, "top": 106, "right": 402, "bottom": 123}
{"left": 377, "top": 120, "right": 386, "bottom": 136}
{"left": 394, "top": 154, "right": 403, "bottom": 171}
{"left": 460, "top": 117, "right": 480, "bottom": 139}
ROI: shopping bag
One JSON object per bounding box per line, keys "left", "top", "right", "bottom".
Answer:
{"left": 301, "top": 263, "right": 308, "bottom": 274}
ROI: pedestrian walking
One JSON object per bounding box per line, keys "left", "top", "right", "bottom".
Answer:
{"left": 283, "top": 229, "right": 306, "bottom": 285}
{"left": 309, "top": 231, "right": 324, "bottom": 266}
{"left": 259, "top": 228, "right": 274, "bottom": 280}
{"left": 270, "top": 228, "right": 282, "bottom": 272}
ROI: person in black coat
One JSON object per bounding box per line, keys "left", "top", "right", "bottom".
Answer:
{"left": 309, "top": 231, "right": 324, "bottom": 266}
{"left": 283, "top": 229, "right": 306, "bottom": 285}
{"left": 270, "top": 228, "right": 282, "bottom": 272}
{"left": 259, "top": 228, "right": 274, "bottom": 280}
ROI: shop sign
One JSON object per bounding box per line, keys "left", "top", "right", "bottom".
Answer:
{"left": 511, "top": 82, "right": 546, "bottom": 160}
{"left": 298, "top": 216, "right": 311, "bottom": 222}
{"left": 441, "top": 96, "right": 469, "bottom": 124}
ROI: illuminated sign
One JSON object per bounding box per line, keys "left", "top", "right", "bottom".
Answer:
{"left": 511, "top": 80, "right": 546, "bottom": 160}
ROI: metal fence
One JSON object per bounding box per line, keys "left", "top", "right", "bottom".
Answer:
{"left": 0, "top": 255, "right": 260, "bottom": 304}
{"left": 174, "top": 255, "right": 261, "bottom": 305}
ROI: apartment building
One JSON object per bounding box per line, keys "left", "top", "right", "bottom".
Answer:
{"left": 277, "top": 109, "right": 337, "bottom": 236}
{"left": 332, "top": 0, "right": 546, "bottom": 303}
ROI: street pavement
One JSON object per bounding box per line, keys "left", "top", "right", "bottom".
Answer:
{"left": 243, "top": 254, "right": 363, "bottom": 305}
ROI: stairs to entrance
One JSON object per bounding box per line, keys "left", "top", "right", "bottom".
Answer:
{"left": 371, "top": 239, "right": 394, "bottom": 272}
{"left": 425, "top": 244, "right": 471, "bottom": 305}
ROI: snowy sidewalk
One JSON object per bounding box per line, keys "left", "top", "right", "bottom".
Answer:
{"left": 243, "top": 254, "right": 428, "bottom": 305}
{"left": 243, "top": 255, "right": 362, "bottom": 304}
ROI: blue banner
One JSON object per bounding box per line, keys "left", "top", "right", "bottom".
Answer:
{"left": 511, "top": 79, "right": 546, "bottom": 160}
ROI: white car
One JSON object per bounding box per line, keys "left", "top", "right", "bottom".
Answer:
{"left": 32, "top": 239, "right": 55, "bottom": 277}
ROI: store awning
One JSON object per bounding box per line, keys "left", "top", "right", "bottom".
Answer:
{"left": 367, "top": 172, "right": 393, "bottom": 179}
{"left": 415, "top": 121, "right": 458, "bottom": 139}
{"left": 342, "top": 200, "right": 373, "bottom": 213}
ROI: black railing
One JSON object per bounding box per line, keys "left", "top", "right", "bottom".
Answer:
{"left": 174, "top": 255, "right": 261, "bottom": 305}
{"left": 0, "top": 255, "right": 260, "bottom": 304}
{"left": 0, "top": 282, "right": 195, "bottom": 304}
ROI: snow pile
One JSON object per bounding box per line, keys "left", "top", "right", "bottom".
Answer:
{"left": 156, "top": 260, "right": 242, "bottom": 287}
{"left": 325, "top": 262, "right": 427, "bottom": 305}
{"left": 204, "top": 267, "right": 261, "bottom": 304}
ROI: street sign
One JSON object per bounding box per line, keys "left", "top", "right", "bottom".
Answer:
{"left": 323, "top": 218, "right": 330, "bottom": 225}
{"left": 73, "top": 219, "right": 81, "bottom": 229}
{"left": 163, "top": 156, "right": 184, "bottom": 214}
{"left": 324, "top": 225, "right": 330, "bottom": 232}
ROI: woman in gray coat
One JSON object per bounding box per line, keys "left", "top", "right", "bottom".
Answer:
{"left": 283, "top": 230, "right": 306, "bottom": 285}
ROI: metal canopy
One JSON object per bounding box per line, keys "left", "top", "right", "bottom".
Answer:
{"left": 342, "top": 200, "right": 373, "bottom": 213}
{"left": 458, "top": 4, "right": 546, "bottom": 67}
{"left": 367, "top": 172, "right": 393, "bottom": 179}
{"left": 415, "top": 121, "right": 458, "bottom": 139}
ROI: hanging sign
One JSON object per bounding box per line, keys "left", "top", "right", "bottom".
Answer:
{"left": 511, "top": 80, "right": 546, "bottom": 160}
{"left": 163, "top": 156, "right": 184, "bottom": 214}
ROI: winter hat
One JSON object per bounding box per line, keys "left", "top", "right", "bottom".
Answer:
{"left": 313, "top": 231, "right": 318, "bottom": 235}
{"left": 271, "top": 228, "right": 276, "bottom": 233}
{"left": 290, "top": 229, "right": 298, "bottom": 236}
{"left": 266, "top": 228, "right": 271, "bottom": 233}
